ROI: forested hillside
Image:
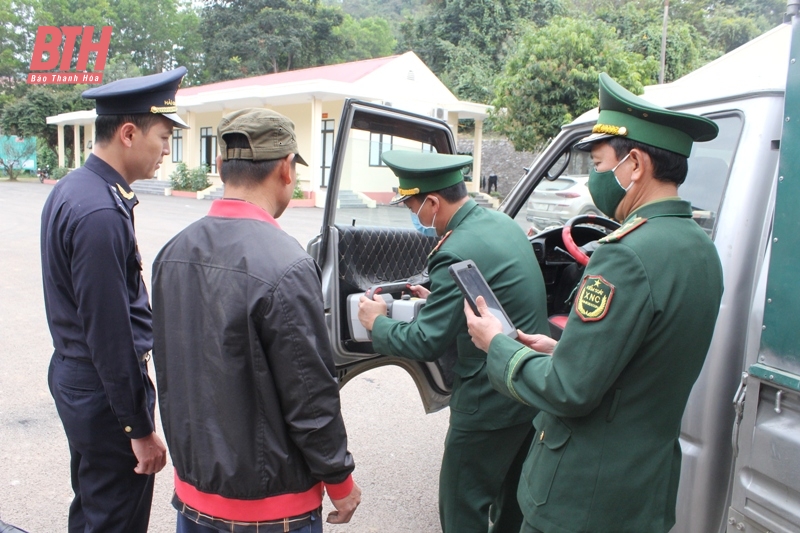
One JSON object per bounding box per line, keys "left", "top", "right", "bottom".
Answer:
{"left": 0, "top": 0, "right": 787, "bottom": 164}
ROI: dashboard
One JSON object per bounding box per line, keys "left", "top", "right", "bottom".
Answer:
{"left": 530, "top": 225, "right": 610, "bottom": 266}
{"left": 529, "top": 224, "right": 613, "bottom": 316}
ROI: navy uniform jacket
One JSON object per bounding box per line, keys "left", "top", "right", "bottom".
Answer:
{"left": 41, "top": 154, "right": 154, "bottom": 439}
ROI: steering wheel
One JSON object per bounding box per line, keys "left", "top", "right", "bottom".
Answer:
{"left": 562, "top": 214, "right": 621, "bottom": 266}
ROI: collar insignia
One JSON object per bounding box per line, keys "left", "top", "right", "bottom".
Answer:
{"left": 116, "top": 183, "right": 136, "bottom": 201}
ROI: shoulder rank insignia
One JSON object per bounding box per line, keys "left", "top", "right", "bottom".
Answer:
{"left": 108, "top": 185, "right": 130, "bottom": 219}
{"left": 427, "top": 230, "right": 453, "bottom": 259}
{"left": 575, "top": 275, "right": 615, "bottom": 322}
{"left": 116, "top": 183, "right": 136, "bottom": 201}
{"left": 598, "top": 216, "right": 647, "bottom": 244}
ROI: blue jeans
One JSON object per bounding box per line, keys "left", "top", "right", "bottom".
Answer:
{"left": 176, "top": 508, "right": 322, "bottom": 533}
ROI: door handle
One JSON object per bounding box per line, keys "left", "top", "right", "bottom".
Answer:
{"left": 731, "top": 372, "right": 748, "bottom": 457}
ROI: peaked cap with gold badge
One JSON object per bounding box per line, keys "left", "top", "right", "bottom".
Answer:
{"left": 383, "top": 150, "right": 473, "bottom": 204}
{"left": 575, "top": 73, "right": 718, "bottom": 157}
{"left": 82, "top": 67, "right": 189, "bottom": 129}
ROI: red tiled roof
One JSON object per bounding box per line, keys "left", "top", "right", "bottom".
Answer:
{"left": 178, "top": 56, "right": 399, "bottom": 96}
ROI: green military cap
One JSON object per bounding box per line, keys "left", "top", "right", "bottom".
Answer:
{"left": 382, "top": 150, "right": 473, "bottom": 204}
{"left": 575, "top": 73, "right": 718, "bottom": 157}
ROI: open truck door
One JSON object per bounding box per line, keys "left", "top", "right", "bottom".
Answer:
{"left": 306, "top": 99, "right": 457, "bottom": 413}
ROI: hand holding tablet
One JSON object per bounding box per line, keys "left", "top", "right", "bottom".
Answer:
{"left": 449, "top": 260, "right": 517, "bottom": 340}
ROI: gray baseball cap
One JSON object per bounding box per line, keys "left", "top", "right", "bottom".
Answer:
{"left": 217, "top": 108, "right": 308, "bottom": 165}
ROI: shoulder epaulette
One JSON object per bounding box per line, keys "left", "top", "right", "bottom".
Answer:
{"left": 108, "top": 185, "right": 130, "bottom": 219}
{"left": 598, "top": 216, "right": 646, "bottom": 244}
{"left": 428, "top": 230, "right": 453, "bottom": 258}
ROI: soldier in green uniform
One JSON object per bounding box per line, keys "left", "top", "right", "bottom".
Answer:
{"left": 464, "top": 73, "right": 725, "bottom": 533}
{"left": 357, "top": 151, "right": 549, "bottom": 533}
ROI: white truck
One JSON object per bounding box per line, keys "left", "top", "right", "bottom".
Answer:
{"left": 308, "top": 5, "right": 800, "bottom": 531}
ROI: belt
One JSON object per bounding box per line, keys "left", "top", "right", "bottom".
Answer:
{"left": 174, "top": 495, "right": 320, "bottom": 533}
{"left": 55, "top": 352, "right": 151, "bottom": 363}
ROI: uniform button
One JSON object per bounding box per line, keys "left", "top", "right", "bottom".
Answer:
{"left": 539, "top": 430, "right": 545, "bottom": 441}
{"left": 124, "top": 426, "right": 133, "bottom": 433}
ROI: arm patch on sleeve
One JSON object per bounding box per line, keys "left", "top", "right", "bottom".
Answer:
{"left": 575, "top": 275, "right": 615, "bottom": 322}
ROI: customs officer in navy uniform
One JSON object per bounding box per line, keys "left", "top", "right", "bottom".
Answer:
{"left": 358, "top": 151, "right": 550, "bottom": 533}
{"left": 465, "top": 74, "right": 724, "bottom": 532}
{"left": 41, "top": 67, "right": 189, "bottom": 532}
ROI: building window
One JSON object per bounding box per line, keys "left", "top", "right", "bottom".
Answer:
{"left": 320, "top": 119, "right": 334, "bottom": 187}
{"left": 200, "top": 127, "right": 216, "bottom": 173}
{"left": 369, "top": 133, "right": 392, "bottom": 166}
{"left": 172, "top": 129, "right": 183, "bottom": 162}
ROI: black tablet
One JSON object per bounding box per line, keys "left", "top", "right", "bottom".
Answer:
{"left": 448, "top": 259, "right": 517, "bottom": 339}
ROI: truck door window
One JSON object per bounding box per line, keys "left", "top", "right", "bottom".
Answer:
{"left": 334, "top": 128, "right": 453, "bottom": 229}
{"left": 517, "top": 114, "right": 741, "bottom": 237}
{"left": 517, "top": 149, "right": 595, "bottom": 233}
{"left": 681, "top": 114, "right": 742, "bottom": 237}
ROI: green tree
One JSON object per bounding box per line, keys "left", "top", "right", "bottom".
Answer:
{"left": 571, "top": 0, "right": 785, "bottom": 55}
{"left": 400, "top": 0, "right": 535, "bottom": 75}
{"left": 438, "top": 43, "right": 497, "bottom": 104}
{"left": 333, "top": 15, "right": 396, "bottom": 63}
{"left": 492, "top": 16, "right": 658, "bottom": 151}
{"left": 108, "top": 0, "right": 203, "bottom": 76}
{"left": 702, "top": 6, "right": 766, "bottom": 53}
{"left": 331, "top": 0, "right": 429, "bottom": 23}
{"left": 399, "top": 0, "right": 566, "bottom": 102}
{"left": 201, "top": 0, "right": 347, "bottom": 82}
{"left": 29, "top": 0, "right": 113, "bottom": 32}
{"left": 0, "top": 135, "right": 37, "bottom": 180}
{"left": 1, "top": 86, "right": 92, "bottom": 152}
{"left": 24, "top": 0, "right": 203, "bottom": 80}
{"left": 102, "top": 53, "right": 142, "bottom": 82}
{"left": 0, "top": 1, "right": 26, "bottom": 81}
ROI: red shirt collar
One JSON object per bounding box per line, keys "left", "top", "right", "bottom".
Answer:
{"left": 207, "top": 199, "right": 281, "bottom": 229}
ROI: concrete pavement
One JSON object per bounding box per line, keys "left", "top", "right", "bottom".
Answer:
{"left": 0, "top": 179, "right": 447, "bottom": 532}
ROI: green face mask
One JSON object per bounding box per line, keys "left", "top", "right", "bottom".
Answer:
{"left": 587, "top": 152, "right": 632, "bottom": 218}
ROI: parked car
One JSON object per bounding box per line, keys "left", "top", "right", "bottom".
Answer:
{"left": 307, "top": 12, "right": 799, "bottom": 533}
{"left": 525, "top": 173, "right": 598, "bottom": 230}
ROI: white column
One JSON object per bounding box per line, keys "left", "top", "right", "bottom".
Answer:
{"left": 73, "top": 125, "right": 81, "bottom": 168}
{"left": 309, "top": 97, "right": 324, "bottom": 207}
{"left": 184, "top": 111, "right": 199, "bottom": 169}
{"left": 85, "top": 123, "right": 94, "bottom": 153}
{"left": 448, "top": 111, "right": 458, "bottom": 147}
{"left": 57, "top": 124, "right": 65, "bottom": 168}
{"left": 469, "top": 119, "right": 483, "bottom": 193}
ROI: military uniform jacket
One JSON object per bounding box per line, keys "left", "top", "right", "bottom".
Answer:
{"left": 41, "top": 154, "right": 154, "bottom": 438}
{"left": 372, "top": 199, "right": 549, "bottom": 431}
{"left": 487, "top": 198, "right": 724, "bottom": 533}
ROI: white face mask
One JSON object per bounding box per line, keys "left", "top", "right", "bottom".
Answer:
{"left": 410, "top": 197, "right": 438, "bottom": 237}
